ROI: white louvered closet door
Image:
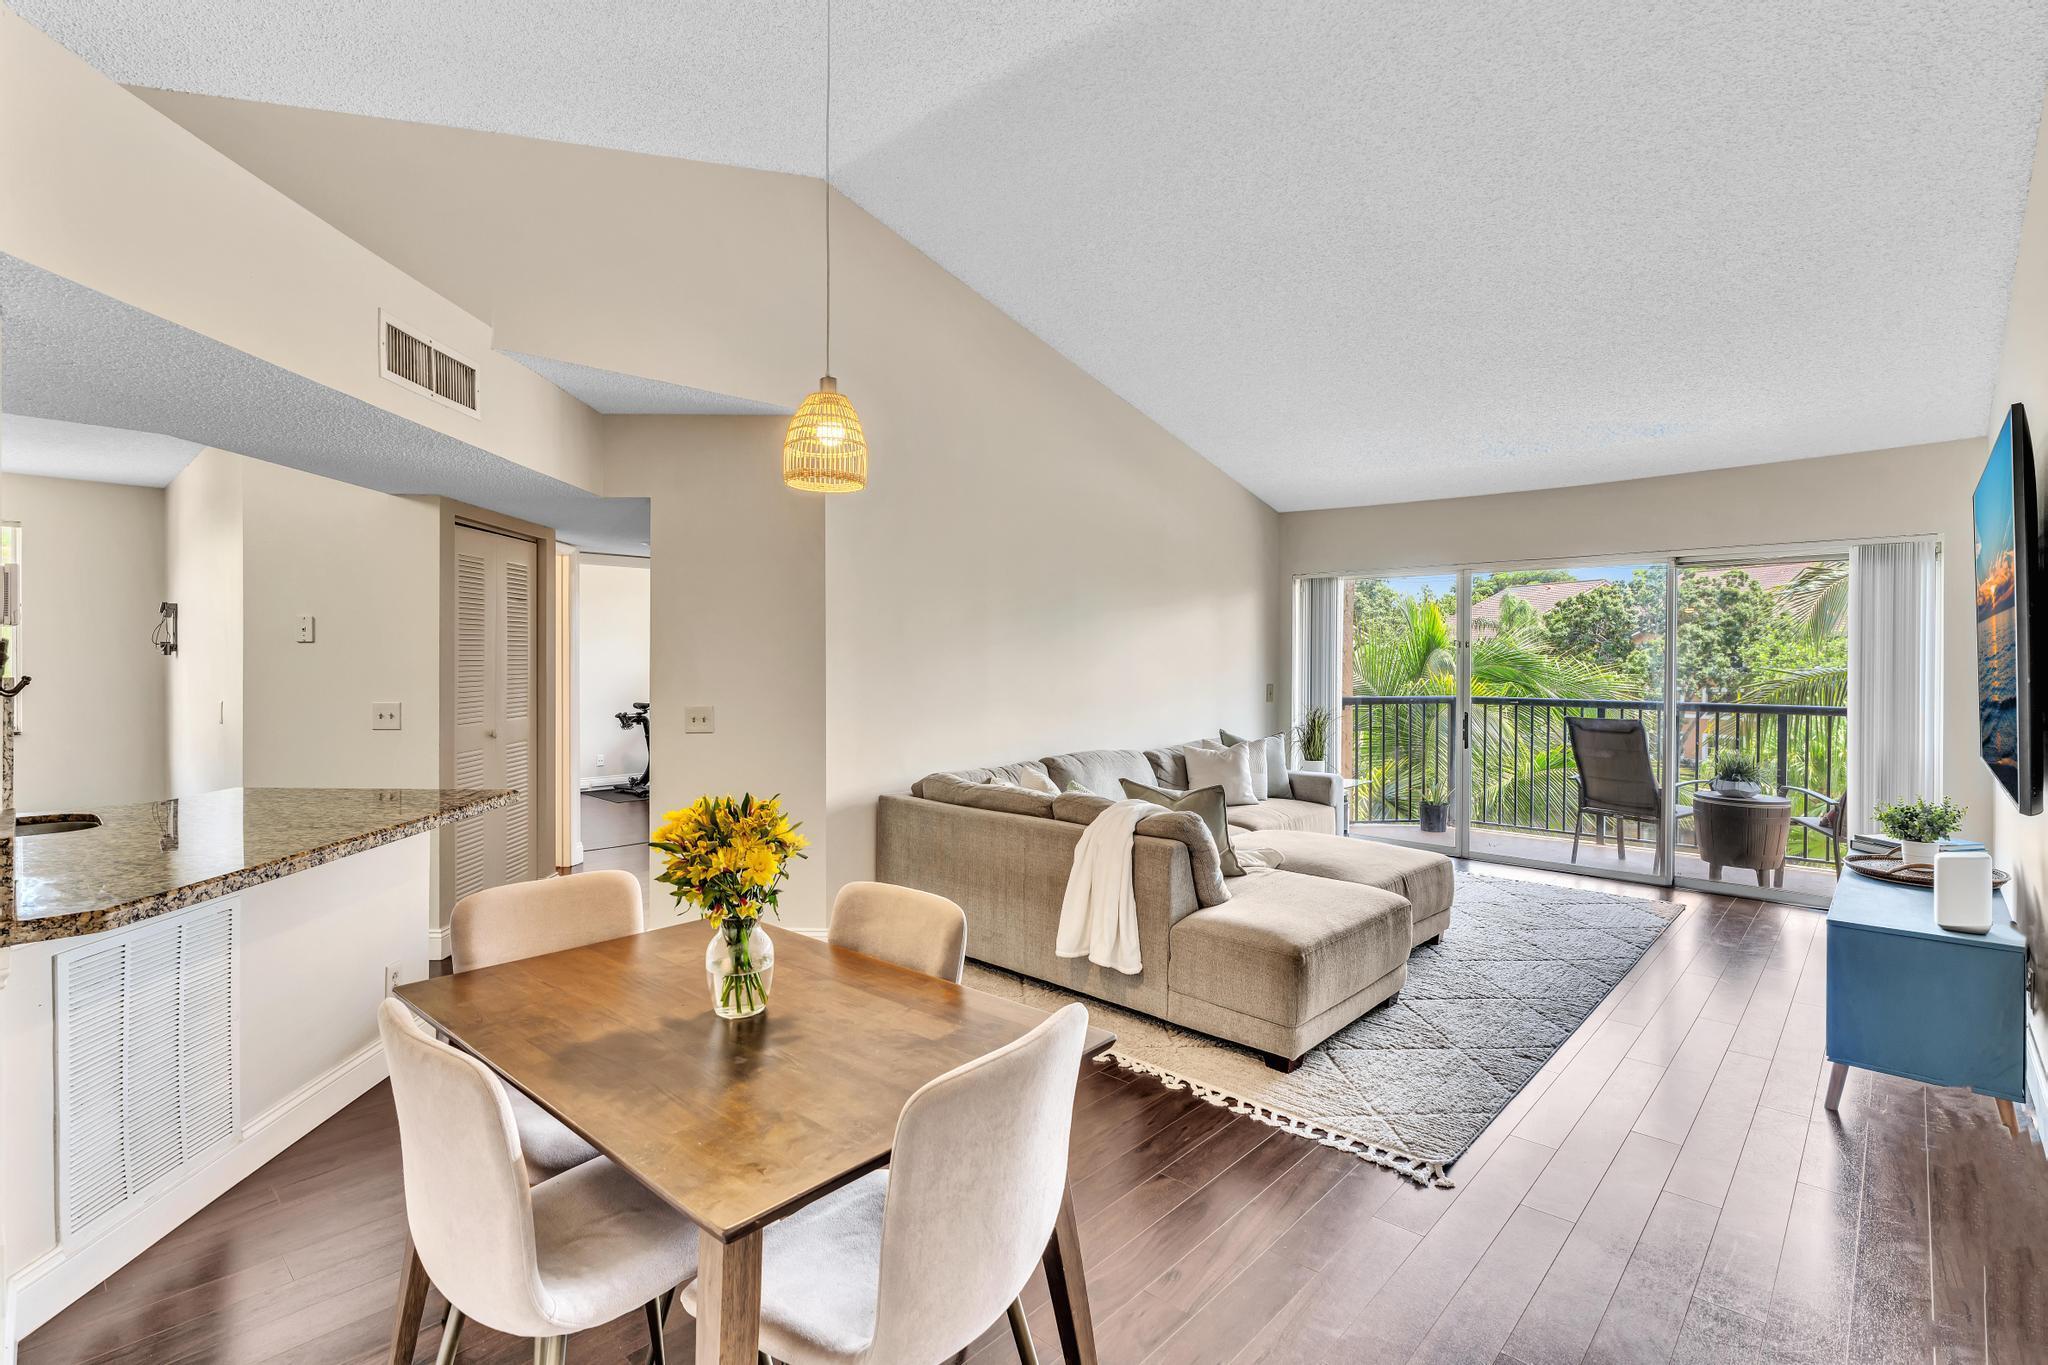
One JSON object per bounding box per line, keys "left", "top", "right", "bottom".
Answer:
{"left": 451, "top": 526, "right": 541, "bottom": 903}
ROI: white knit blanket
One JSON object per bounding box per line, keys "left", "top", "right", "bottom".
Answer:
{"left": 1055, "top": 798, "right": 1151, "bottom": 975}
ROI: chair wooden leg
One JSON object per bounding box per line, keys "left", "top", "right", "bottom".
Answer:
{"left": 390, "top": 1236, "right": 433, "bottom": 1365}
{"left": 1008, "top": 1297, "right": 1039, "bottom": 1364}
{"left": 433, "top": 1306, "right": 467, "bottom": 1365}
{"left": 1997, "top": 1099, "right": 2020, "bottom": 1138}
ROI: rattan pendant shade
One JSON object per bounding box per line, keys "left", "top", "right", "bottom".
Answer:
{"left": 782, "top": 375, "right": 868, "bottom": 492}
{"left": 783, "top": 0, "right": 869, "bottom": 493}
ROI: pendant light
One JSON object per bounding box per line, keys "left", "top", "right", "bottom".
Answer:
{"left": 783, "top": 0, "right": 868, "bottom": 493}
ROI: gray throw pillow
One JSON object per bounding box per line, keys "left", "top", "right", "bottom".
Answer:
{"left": 1221, "top": 729, "right": 1293, "bottom": 800}
{"left": 1121, "top": 779, "right": 1246, "bottom": 876}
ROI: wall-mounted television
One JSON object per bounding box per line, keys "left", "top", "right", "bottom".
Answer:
{"left": 1975, "top": 403, "right": 2042, "bottom": 814}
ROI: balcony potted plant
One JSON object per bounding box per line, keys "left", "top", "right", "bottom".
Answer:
{"left": 1293, "top": 705, "right": 1332, "bottom": 773}
{"left": 1873, "top": 796, "right": 1965, "bottom": 870}
{"left": 1418, "top": 778, "right": 1450, "bottom": 833}
{"left": 1709, "top": 751, "right": 1763, "bottom": 797}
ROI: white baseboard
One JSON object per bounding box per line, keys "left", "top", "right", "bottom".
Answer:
{"left": 6, "top": 1042, "right": 389, "bottom": 1350}
{"left": 426, "top": 922, "right": 452, "bottom": 960}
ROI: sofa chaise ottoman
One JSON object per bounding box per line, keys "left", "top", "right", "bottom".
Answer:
{"left": 875, "top": 741, "right": 1456, "bottom": 1069}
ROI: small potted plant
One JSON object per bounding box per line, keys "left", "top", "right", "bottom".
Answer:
{"left": 1294, "top": 705, "right": 1332, "bottom": 773}
{"left": 1709, "top": 751, "right": 1763, "bottom": 797}
{"left": 1418, "top": 778, "right": 1450, "bottom": 833}
{"left": 1873, "top": 796, "right": 1965, "bottom": 870}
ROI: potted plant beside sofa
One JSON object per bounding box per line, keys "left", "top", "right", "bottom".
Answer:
{"left": 1418, "top": 778, "right": 1450, "bottom": 834}
{"left": 1294, "top": 705, "right": 1332, "bottom": 773}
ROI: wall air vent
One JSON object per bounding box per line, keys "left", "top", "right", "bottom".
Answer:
{"left": 379, "top": 311, "right": 480, "bottom": 417}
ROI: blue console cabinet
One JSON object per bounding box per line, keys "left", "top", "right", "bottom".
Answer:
{"left": 1824, "top": 871, "right": 2027, "bottom": 1132}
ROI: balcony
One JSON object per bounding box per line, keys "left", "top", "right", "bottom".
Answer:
{"left": 1341, "top": 694, "right": 1847, "bottom": 894}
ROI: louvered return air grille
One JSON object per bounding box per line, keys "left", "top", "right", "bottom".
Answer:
{"left": 56, "top": 902, "right": 236, "bottom": 1244}
{"left": 379, "top": 311, "right": 480, "bottom": 417}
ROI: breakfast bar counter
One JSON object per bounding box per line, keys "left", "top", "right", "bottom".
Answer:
{"left": 0, "top": 786, "right": 508, "bottom": 1363}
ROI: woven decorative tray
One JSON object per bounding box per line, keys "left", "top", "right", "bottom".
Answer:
{"left": 1845, "top": 853, "right": 2008, "bottom": 889}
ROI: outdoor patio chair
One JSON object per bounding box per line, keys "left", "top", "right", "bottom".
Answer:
{"left": 1785, "top": 782, "right": 1848, "bottom": 873}
{"left": 1565, "top": 716, "right": 1689, "bottom": 866}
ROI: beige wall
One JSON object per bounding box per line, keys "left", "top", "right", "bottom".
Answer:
{"left": 603, "top": 418, "right": 829, "bottom": 927}
{"left": 238, "top": 460, "right": 441, "bottom": 789}
{"left": 0, "top": 12, "right": 604, "bottom": 497}
{"left": 164, "top": 450, "right": 245, "bottom": 795}
{"left": 1986, "top": 94, "right": 2048, "bottom": 1094}
{"left": 0, "top": 473, "right": 168, "bottom": 810}
{"left": 1282, "top": 439, "right": 1995, "bottom": 847}
{"left": 575, "top": 556, "right": 650, "bottom": 789}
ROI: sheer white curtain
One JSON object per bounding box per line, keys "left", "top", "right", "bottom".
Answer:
{"left": 1847, "top": 540, "right": 1941, "bottom": 837}
{"left": 1298, "top": 577, "right": 1341, "bottom": 739}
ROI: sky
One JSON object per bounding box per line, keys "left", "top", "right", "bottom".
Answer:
{"left": 1974, "top": 413, "right": 2017, "bottom": 620}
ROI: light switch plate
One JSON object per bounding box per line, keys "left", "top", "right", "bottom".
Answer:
{"left": 371, "top": 703, "right": 402, "bottom": 731}
{"left": 685, "top": 706, "right": 715, "bottom": 734}
{"left": 296, "top": 615, "right": 316, "bottom": 644}
{"left": 1265, "top": 683, "right": 1275, "bottom": 702}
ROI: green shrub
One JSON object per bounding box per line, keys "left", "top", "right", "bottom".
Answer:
{"left": 1873, "top": 796, "right": 1965, "bottom": 843}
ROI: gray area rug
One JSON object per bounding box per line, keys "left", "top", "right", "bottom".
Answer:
{"left": 966, "top": 869, "right": 1676, "bottom": 1186}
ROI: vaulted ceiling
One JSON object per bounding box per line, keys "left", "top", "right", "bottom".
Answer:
{"left": 15, "top": 1, "right": 2048, "bottom": 510}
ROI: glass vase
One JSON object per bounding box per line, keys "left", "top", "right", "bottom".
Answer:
{"left": 706, "top": 918, "right": 774, "bottom": 1019}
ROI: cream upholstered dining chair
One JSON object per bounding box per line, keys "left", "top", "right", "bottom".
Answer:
{"left": 379, "top": 999, "right": 695, "bottom": 1365}
{"left": 450, "top": 870, "right": 644, "bottom": 1184}
{"left": 683, "top": 1002, "right": 1089, "bottom": 1365}
{"left": 826, "top": 881, "right": 968, "bottom": 984}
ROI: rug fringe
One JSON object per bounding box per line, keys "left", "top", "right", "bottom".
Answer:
{"left": 1103, "top": 1052, "right": 1454, "bottom": 1188}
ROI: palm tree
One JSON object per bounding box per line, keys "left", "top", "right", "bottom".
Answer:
{"left": 1777, "top": 560, "right": 1848, "bottom": 645}
{"left": 1351, "top": 598, "right": 1632, "bottom": 820}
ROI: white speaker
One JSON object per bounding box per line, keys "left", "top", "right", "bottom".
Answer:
{"left": 1933, "top": 848, "right": 1993, "bottom": 935}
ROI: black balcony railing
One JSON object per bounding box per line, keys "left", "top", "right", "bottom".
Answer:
{"left": 1342, "top": 695, "right": 1848, "bottom": 869}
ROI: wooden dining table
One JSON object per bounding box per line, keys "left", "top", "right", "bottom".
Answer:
{"left": 387, "top": 920, "right": 1112, "bottom": 1365}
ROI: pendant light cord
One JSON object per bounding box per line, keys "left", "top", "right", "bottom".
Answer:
{"left": 824, "top": 0, "right": 833, "bottom": 376}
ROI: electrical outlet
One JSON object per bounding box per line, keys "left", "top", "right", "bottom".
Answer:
{"left": 371, "top": 703, "right": 403, "bottom": 731}
{"left": 296, "top": 615, "right": 316, "bottom": 644}
{"left": 383, "top": 964, "right": 401, "bottom": 996}
{"left": 685, "top": 706, "right": 715, "bottom": 734}
{"left": 1266, "top": 683, "right": 1275, "bottom": 702}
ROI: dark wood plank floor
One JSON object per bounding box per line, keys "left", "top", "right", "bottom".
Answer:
{"left": 24, "top": 863, "right": 2048, "bottom": 1364}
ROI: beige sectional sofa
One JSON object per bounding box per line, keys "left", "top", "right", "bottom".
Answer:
{"left": 875, "top": 741, "right": 1455, "bottom": 1069}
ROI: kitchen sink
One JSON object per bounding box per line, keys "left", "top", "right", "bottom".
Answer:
{"left": 15, "top": 815, "right": 101, "bottom": 837}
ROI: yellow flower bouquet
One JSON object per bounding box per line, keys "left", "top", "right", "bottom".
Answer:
{"left": 652, "top": 793, "right": 807, "bottom": 1018}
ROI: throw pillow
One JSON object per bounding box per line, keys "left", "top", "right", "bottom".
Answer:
{"left": 1121, "top": 779, "right": 1246, "bottom": 875}
{"left": 1220, "top": 729, "right": 1293, "bottom": 799}
{"left": 988, "top": 760, "right": 1059, "bottom": 794}
{"left": 1185, "top": 739, "right": 1262, "bottom": 806}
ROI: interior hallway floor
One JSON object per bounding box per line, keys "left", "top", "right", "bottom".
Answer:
{"left": 573, "top": 788, "right": 652, "bottom": 904}
{"left": 21, "top": 861, "right": 2047, "bottom": 1364}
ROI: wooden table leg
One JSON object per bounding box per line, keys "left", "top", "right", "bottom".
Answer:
{"left": 1041, "top": 1187, "right": 1098, "bottom": 1365}
{"left": 1823, "top": 1061, "right": 1848, "bottom": 1112}
{"left": 389, "top": 1235, "right": 431, "bottom": 1365}
{"left": 695, "top": 1227, "right": 762, "bottom": 1365}
{"left": 1997, "top": 1098, "right": 2020, "bottom": 1138}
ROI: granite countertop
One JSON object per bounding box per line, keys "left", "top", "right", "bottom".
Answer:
{"left": 3, "top": 787, "right": 514, "bottom": 946}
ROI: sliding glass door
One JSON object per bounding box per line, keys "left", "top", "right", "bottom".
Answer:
{"left": 1340, "top": 573, "right": 1460, "bottom": 852}
{"left": 1318, "top": 551, "right": 1849, "bottom": 903}
{"left": 1670, "top": 556, "right": 1848, "bottom": 899}
{"left": 1460, "top": 563, "right": 1671, "bottom": 880}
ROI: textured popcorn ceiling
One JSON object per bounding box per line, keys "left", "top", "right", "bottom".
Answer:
{"left": 1, "top": 414, "right": 201, "bottom": 486}
{"left": 16, "top": 1, "right": 2048, "bottom": 509}
{"left": 0, "top": 257, "right": 651, "bottom": 553}
{"left": 503, "top": 352, "right": 790, "bottom": 417}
